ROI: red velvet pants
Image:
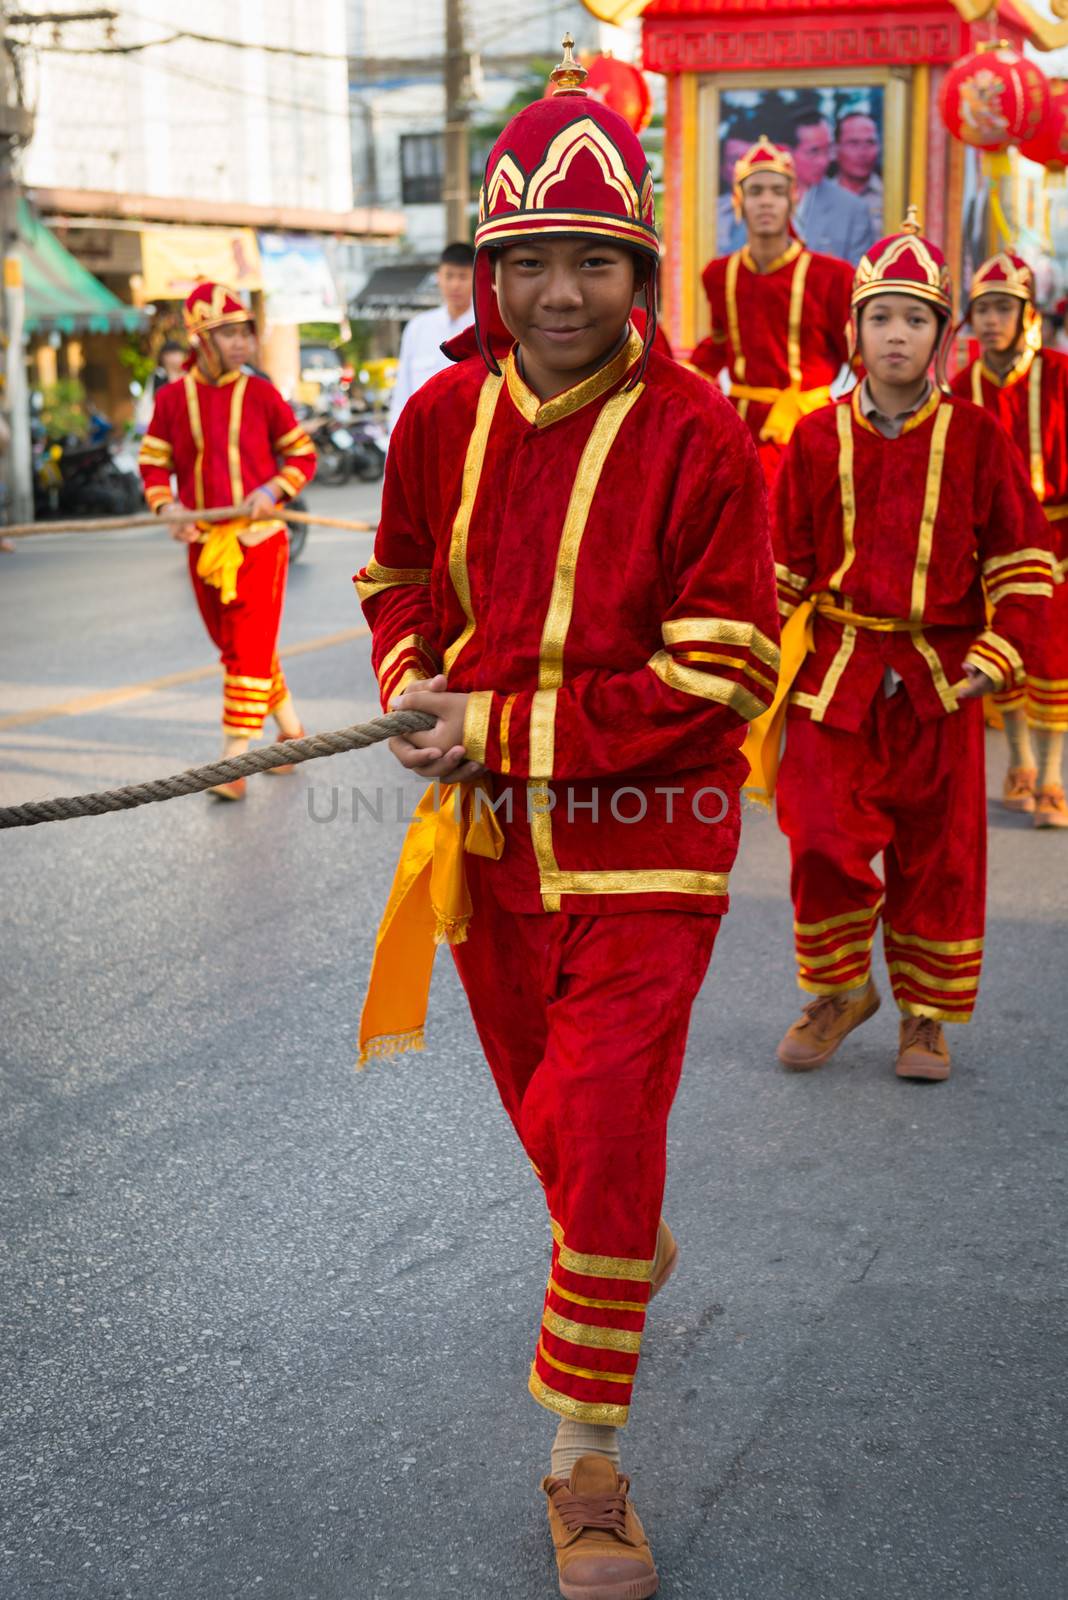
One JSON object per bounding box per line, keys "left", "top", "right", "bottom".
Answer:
{"left": 451, "top": 857, "right": 720, "bottom": 1426}
{"left": 994, "top": 574, "right": 1068, "bottom": 731}
{"left": 777, "top": 689, "right": 986, "bottom": 1023}
{"left": 188, "top": 530, "right": 289, "bottom": 736}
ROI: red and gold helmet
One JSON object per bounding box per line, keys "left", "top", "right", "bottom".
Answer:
{"left": 182, "top": 281, "right": 253, "bottom": 339}
{"left": 852, "top": 207, "right": 953, "bottom": 316}
{"left": 472, "top": 35, "right": 659, "bottom": 384}
{"left": 968, "top": 250, "right": 1036, "bottom": 307}
{"left": 966, "top": 250, "right": 1042, "bottom": 350}
{"left": 182, "top": 282, "right": 253, "bottom": 381}
{"left": 731, "top": 134, "right": 796, "bottom": 219}
{"left": 849, "top": 208, "right": 954, "bottom": 384}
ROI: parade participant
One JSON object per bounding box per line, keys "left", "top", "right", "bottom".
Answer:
{"left": 355, "top": 38, "right": 778, "bottom": 1600}
{"left": 387, "top": 240, "right": 475, "bottom": 432}
{"left": 690, "top": 134, "right": 854, "bottom": 484}
{"left": 153, "top": 339, "right": 187, "bottom": 394}
{"left": 139, "top": 283, "right": 316, "bottom": 801}
{"left": 950, "top": 252, "right": 1068, "bottom": 827}
{"left": 757, "top": 213, "right": 1052, "bottom": 1081}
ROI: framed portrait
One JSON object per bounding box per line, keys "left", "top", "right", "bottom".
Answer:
{"left": 687, "top": 70, "right": 908, "bottom": 340}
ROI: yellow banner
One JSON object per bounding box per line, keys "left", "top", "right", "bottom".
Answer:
{"left": 140, "top": 227, "right": 263, "bottom": 301}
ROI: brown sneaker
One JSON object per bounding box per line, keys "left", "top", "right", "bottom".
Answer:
{"left": 776, "top": 982, "right": 880, "bottom": 1070}
{"left": 209, "top": 778, "right": 247, "bottom": 802}
{"left": 1003, "top": 765, "right": 1037, "bottom": 813}
{"left": 896, "top": 1016, "right": 951, "bottom": 1081}
{"left": 649, "top": 1218, "right": 677, "bottom": 1301}
{"left": 543, "top": 1455, "right": 659, "bottom": 1600}
{"left": 1034, "top": 783, "right": 1068, "bottom": 829}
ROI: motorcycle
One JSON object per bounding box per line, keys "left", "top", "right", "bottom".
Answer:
{"left": 33, "top": 422, "right": 144, "bottom": 519}
{"left": 56, "top": 432, "right": 144, "bottom": 518}
{"left": 300, "top": 402, "right": 387, "bottom": 485}
{"left": 305, "top": 413, "right": 357, "bottom": 486}
{"left": 347, "top": 413, "right": 387, "bottom": 482}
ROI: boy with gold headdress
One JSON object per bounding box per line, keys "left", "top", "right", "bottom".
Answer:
{"left": 752, "top": 214, "right": 1052, "bottom": 1083}
{"left": 139, "top": 284, "right": 316, "bottom": 799}
{"left": 950, "top": 252, "right": 1068, "bottom": 828}
{"left": 354, "top": 39, "right": 778, "bottom": 1600}
{"left": 690, "top": 134, "right": 855, "bottom": 483}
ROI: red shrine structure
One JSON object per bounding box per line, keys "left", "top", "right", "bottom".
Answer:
{"left": 583, "top": 0, "right": 1054, "bottom": 351}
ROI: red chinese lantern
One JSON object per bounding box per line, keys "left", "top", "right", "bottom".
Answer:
{"left": 1017, "top": 79, "right": 1068, "bottom": 170}
{"left": 543, "top": 52, "right": 652, "bottom": 134}
{"left": 585, "top": 54, "right": 652, "bottom": 134}
{"left": 939, "top": 42, "right": 1050, "bottom": 152}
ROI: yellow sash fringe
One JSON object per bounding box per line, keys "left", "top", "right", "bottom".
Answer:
{"left": 358, "top": 780, "right": 504, "bottom": 1067}
{"left": 195, "top": 521, "right": 246, "bottom": 605}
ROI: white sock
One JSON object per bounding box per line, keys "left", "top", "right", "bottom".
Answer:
{"left": 1036, "top": 728, "right": 1065, "bottom": 789}
{"left": 1004, "top": 709, "right": 1035, "bottom": 771}
{"left": 550, "top": 1417, "right": 622, "bottom": 1480}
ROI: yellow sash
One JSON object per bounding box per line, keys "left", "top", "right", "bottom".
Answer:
{"left": 742, "top": 600, "right": 815, "bottom": 806}
{"left": 358, "top": 780, "right": 504, "bottom": 1066}
{"left": 742, "top": 596, "right": 930, "bottom": 806}
{"left": 729, "top": 383, "right": 833, "bottom": 445}
{"left": 195, "top": 520, "right": 245, "bottom": 605}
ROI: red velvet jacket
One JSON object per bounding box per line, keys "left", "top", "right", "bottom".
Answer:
{"left": 690, "top": 243, "right": 853, "bottom": 437}
{"left": 356, "top": 328, "right": 779, "bottom": 918}
{"left": 773, "top": 387, "right": 1054, "bottom": 731}
{"left": 951, "top": 346, "right": 1068, "bottom": 576}
{"left": 139, "top": 370, "right": 316, "bottom": 534}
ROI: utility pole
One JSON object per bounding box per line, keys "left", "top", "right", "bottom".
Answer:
{"left": 1, "top": 7, "right": 118, "bottom": 525}
{"left": 1, "top": 5, "right": 36, "bottom": 524}
{"left": 443, "top": 0, "right": 469, "bottom": 243}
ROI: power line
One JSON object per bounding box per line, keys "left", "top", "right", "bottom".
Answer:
{"left": 25, "top": 37, "right": 539, "bottom": 125}
{"left": 10, "top": 1, "right": 572, "bottom": 65}
{"left": 6, "top": 12, "right": 352, "bottom": 61}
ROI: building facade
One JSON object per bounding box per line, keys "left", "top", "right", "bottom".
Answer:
{"left": 17, "top": 1, "right": 401, "bottom": 400}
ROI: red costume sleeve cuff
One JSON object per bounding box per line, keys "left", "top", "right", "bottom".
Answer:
{"left": 655, "top": 616, "right": 780, "bottom": 720}
{"left": 377, "top": 633, "right": 442, "bottom": 708}
{"left": 463, "top": 690, "right": 525, "bottom": 773}
{"left": 981, "top": 547, "right": 1055, "bottom": 606}
{"left": 964, "top": 628, "right": 1025, "bottom": 693}
{"left": 269, "top": 465, "right": 311, "bottom": 501}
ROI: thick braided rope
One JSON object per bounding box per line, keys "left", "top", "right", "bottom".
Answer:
{"left": 0, "top": 710, "right": 436, "bottom": 831}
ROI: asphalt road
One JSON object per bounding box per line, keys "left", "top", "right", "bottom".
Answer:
{"left": 1, "top": 482, "right": 1065, "bottom": 1600}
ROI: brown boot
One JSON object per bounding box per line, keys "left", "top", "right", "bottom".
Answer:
{"left": 776, "top": 982, "right": 880, "bottom": 1070}
{"left": 649, "top": 1218, "right": 677, "bottom": 1301}
{"left": 209, "top": 778, "right": 247, "bottom": 802}
{"left": 543, "top": 1455, "right": 659, "bottom": 1600}
{"left": 1034, "top": 783, "right": 1068, "bottom": 829}
{"left": 1003, "top": 765, "right": 1037, "bottom": 813}
{"left": 895, "top": 1015, "right": 951, "bottom": 1081}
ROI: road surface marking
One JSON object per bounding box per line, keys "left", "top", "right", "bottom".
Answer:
{"left": 0, "top": 626, "right": 371, "bottom": 732}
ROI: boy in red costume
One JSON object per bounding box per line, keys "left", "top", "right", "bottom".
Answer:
{"left": 950, "top": 252, "right": 1068, "bottom": 827}
{"left": 758, "top": 213, "right": 1052, "bottom": 1083}
{"left": 355, "top": 39, "right": 778, "bottom": 1600}
{"left": 690, "top": 135, "right": 854, "bottom": 483}
{"left": 139, "top": 284, "right": 316, "bottom": 800}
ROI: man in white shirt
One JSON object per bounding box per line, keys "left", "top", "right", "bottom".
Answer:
{"left": 387, "top": 241, "right": 475, "bottom": 432}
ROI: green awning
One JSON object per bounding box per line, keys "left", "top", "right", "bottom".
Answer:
{"left": 17, "top": 200, "right": 144, "bottom": 336}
